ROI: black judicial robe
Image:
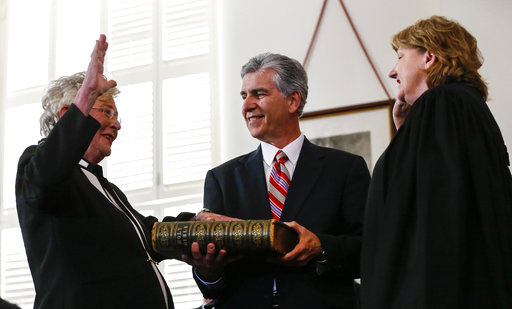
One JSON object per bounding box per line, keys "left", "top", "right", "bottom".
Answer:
{"left": 361, "top": 82, "right": 512, "bottom": 308}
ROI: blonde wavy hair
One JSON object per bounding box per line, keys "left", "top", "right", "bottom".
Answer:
{"left": 39, "top": 72, "right": 119, "bottom": 137}
{"left": 391, "top": 15, "right": 487, "bottom": 100}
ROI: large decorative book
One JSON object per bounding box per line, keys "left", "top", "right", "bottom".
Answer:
{"left": 152, "top": 219, "right": 299, "bottom": 258}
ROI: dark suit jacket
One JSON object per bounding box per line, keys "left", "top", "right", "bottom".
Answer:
{"left": 195, "top": 138, "right": 370, "bottom": 309}
{"left": 15, "top": 104, "right": 172, "bottom": 309}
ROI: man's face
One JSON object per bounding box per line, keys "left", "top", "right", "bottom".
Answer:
{"left": 84, "top": 98, "right": 121, "bottom": 164}
{"left": 240, "top": 70, "right": 296, "bottom": 145}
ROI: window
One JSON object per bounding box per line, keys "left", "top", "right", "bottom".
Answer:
{"left": 0, "top": 0, "right": 213, "bottom": 308}
{"left": 0, "top": 229, "right": 34, "bottom": 308}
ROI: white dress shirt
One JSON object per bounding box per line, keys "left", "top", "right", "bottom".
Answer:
{"left": 261, "top": 133, "right": 305, "bottom": 185}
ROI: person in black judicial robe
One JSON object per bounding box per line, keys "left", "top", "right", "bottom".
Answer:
{"left": 183, "top": 53, "right": 370, "bottom": 308}
{"left": 15, "top": 35, "right": 178, "bottom": 309}
{"left": 361, "top": 16, "right": 512, "bottom": 309}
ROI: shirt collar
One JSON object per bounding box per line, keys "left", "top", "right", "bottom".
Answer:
{"left": 79, "top": 158, "right": 91, "bottom": 169}
{"left": 79, "top": 158, "right": 104, "bottom": 178}
{"left": 261, "top": 133, "right": 304, "bottom": 166}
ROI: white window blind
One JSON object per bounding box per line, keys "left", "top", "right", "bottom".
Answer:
{"left": 0, "top": 228, "right": 35, "bottom": 309}
{"left": 162, "top": 0, "right": 209, "bottom": 61}
{"left": 162, "top": 73, "right": 211, "bottom": 185}
{"left": 107, "top": 0, "right": 212, "bottom": 192}
{"left": 107, "top": 82, "right": 154, "bottom": 192}
{"left": 109, "top": 0, "right": 153, "bottom": 71}
{"left": 164, "top": 259, "right": 204, "bottom": 308}
{"left": 6, "top": 0, "right": 50, "bottom": 94}
{"left": 55, "top": 0, "right": 101, "bottom": 77}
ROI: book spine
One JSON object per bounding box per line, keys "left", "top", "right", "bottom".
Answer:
{"left": 152, "top": 219, "right": 276, "bottom": 254}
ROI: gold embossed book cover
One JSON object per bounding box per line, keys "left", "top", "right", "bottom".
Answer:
{"left": 152, "top": 219, "right": 299, "bottom": 258}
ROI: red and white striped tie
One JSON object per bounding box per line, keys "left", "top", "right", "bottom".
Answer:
{"left": 269, "top": 150, "right": 290, "bottom": 221}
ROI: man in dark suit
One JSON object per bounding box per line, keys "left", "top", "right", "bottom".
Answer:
{"left": 184, "top": 53, "right": 370, "bottom": 308}
{"left": 15, "top": 35, "right": 177, "bottom": 309}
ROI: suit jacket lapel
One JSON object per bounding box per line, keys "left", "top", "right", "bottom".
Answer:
{"left": 241, "top": 146, "right": 272, "bottom": 219}
{"left": 281, "top": 138, "right": 324, "bottom": 221}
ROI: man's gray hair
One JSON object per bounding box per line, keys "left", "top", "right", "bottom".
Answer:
{"left": 39, "top": 72, "right": 119, "bottom": 137}
{"left": 240, "top": 53, "right": 308, "bottom": 116}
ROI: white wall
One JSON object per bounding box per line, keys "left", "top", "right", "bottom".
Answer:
{"left": 442, "top": 0, "right": 512, "bottom": 154}
{"left": 214, "top": 0, "right": 512, "bottom": 163}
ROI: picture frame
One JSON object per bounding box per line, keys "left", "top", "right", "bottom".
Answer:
{"left": 299, "top": 99, "right": 395, "bottom": 171}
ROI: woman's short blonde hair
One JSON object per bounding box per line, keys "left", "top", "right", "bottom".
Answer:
{"left": 391, "top": 15, "right": 487, "bottom": 100}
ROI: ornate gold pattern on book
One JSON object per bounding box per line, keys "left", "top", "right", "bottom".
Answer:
{"left": 152, "top": 219, "right": 299, "bottom": 257}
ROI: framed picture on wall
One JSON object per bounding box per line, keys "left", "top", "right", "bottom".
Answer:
{"left": 299, "top": 100, "right": 394, "bottom": 172}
